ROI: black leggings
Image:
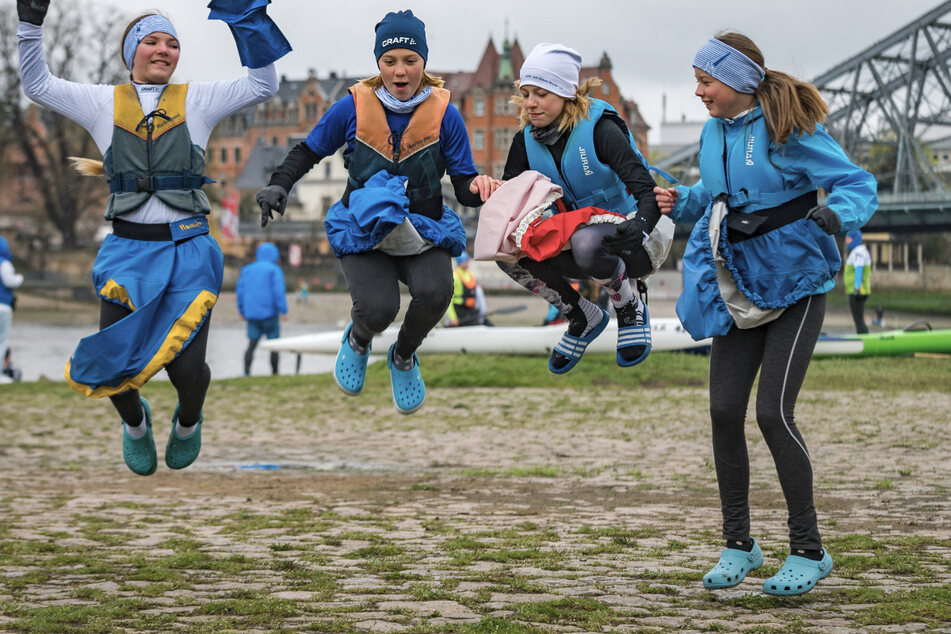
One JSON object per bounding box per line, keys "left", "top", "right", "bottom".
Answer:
{"left": 101, "top": 299, "right": 211, "bottom": 427}
{"left": 339, "top": 247, "right": 453, "bottom": 359}
{"left": 708, "top": 294, "right": 826, "bottom": 551}
{"left": 849, "top": 293, "right": 869, "bottom": 334}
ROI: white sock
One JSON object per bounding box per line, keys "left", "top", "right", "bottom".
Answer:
{"left": 124, "top": 405, "right": 147, "bottom": 439}
{"left": 577, "top": 296, "right": 604, "bottom": 338}
{"left": 175, "top": 419, "right": 197, "bottom": 439}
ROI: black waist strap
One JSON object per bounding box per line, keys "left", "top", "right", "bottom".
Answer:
{"left": 726, "top": 190, "right": 818, "bottom": 243}
{"left": 109, "top": 172, "right": 210, "bottom": 194}
{"left": 111, "top": 218, "right": 172, "bottom": 241}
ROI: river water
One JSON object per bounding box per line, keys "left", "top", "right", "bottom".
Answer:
{"left": 9, "top": 321, "right": 341, "bottom": 383}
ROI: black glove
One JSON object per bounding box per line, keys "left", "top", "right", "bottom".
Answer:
{"left": 806, "top": 205, "right": 842, "bottom": 235}
{"left": 256, "top": 184, "right": 288, "bottom": 228}
{"left": 602, "top": 216, "right": 651, "bottom": 256}
{"left": 17, "top": 0, "right": 51, "bottom": 26}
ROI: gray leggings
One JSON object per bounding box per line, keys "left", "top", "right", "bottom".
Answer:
{"left": 709, "top": 293, "right": 826, "bottom": 551}
{"left": 339, "top": 248, "right": 453, "bottom": 359}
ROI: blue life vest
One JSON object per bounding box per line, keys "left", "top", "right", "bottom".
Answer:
{"left": 523, "top": 99, "right": 645, "bottom": 214}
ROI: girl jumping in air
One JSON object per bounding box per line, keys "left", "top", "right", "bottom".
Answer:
{"left": 18, "top": 0, "right": 289, "bottom": 475}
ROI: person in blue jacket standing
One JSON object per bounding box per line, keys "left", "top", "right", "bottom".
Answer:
{"left": 256, "top": 10, "right": 500, "bottom": 414}
{"left": 237, "top": 242, "right": 288, "bottom": 376}
{"left": 655, "top": 32, "right": 877, "bottom": 596}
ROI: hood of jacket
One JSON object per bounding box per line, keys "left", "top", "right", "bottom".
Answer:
{"left": 255, "top": 241, "right": 280, "bottom": 263}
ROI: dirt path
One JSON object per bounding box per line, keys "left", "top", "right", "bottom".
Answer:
{"left": 2, "top": 371, "right": 950, "bottom": 632}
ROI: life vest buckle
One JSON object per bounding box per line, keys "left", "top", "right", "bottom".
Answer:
{"left": 136, "top": 176, "right": 156, "bottom": 193}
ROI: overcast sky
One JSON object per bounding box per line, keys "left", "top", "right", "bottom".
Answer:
{"left": 119, "top": 0, "right": 944, "bottom": 143}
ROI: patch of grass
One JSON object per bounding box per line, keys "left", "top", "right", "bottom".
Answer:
{"left": 837, "top": 585, "right": 951, "bottom": 626}
{"left": 511, "top": 597, "right": 615, "bottom": 628}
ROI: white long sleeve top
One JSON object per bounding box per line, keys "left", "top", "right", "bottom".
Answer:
{"left": 18, "top": 21, "right": 279, "bottom": 224}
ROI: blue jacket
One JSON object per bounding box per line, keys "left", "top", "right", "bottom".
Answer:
{"left": 236, "top": 242, "right": 287, "bottom": 320}
{"left": 672, "top": 107, "right": 878, "bottom": 339}
{"left": 524, "top": 99, "right": 642, "bottom": 214}
{"left": 0, "top": 236, "right": 14, "bottom": 306}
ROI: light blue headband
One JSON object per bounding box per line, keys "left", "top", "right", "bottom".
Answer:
{"left": 693, "top": 38, "right": 765, "bottom": 94}
{"left": 122, "top": 15, "right": 178, "bottom": 71}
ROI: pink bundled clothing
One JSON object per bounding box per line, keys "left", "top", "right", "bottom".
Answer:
{"left": 473, "top": 170, "right": 626, "bottom": 263}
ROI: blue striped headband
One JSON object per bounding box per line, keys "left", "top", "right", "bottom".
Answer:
{"left": 122, "top": 15, "right": 178, "bottom": 71}
{"left": 693, "top": 38, "right": 765, "bottom": 94}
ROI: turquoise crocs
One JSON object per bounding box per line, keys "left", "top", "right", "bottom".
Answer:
{"left": 548, "top": 308, "right": 610, "bottom": 374}
{"left": 123, "top": 397, "right": 157, "bottom": 476}
{"left": 616, "top": 299, "right": 651, "bottom": 367}
{"left": 703, "top": 538, "right": 764, "bottom": 589}
{"left": 763, "top": 549, "right": 833, "bottom": 596}
{"left": 334, "top": 322, "right": 371, "bottom": 396}
{"left": 387, "top": 344, "right": 425, "bottom": 414}
{"left": 165, "top": 404, "right": 203, "bottom": 470}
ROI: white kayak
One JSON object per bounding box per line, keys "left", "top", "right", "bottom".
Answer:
{"left": 260, "top": 317, "right": 712, "bottom": 356}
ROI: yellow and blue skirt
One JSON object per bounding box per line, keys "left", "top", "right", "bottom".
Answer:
{"left": 66, "top": 217, "right": 223, "bottom": 398}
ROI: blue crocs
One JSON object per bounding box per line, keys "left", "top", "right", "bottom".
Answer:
{"left": 616, "top": 299, "right": 651, "bottom": 367}
{"left": 165, "top": 404, "right": 203, "bottom": 470}
{"left": 122, "top": 397, "right": 157, "bottom": 476}
{"left": 703, "top": 539, "right": 764, "bottom": 589}
{"left": 548, "top": 308, "right": 610, "bottom": 374}
{"left": 387, "top": 344, "right": 425, "bottom": 415}
{"left": 763, "top": 549, "right": 833, "bottom": 596}
{"left": 334, "top": 322, "right": 371, "bottom": 396}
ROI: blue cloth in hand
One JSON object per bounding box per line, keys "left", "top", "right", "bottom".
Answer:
{"left": 207, "top": 0, "right": 291, "bottom": 68}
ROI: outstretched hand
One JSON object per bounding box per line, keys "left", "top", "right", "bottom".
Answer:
{"left": 256, "top": 184, "right": 288, "bottom": 228}
{"left": 17, "top": 0, "right": 51, "bottom": 26}
{"left": 469, "top": 174, "right": 503, "bottom": 202}
{"left": 653, "top": 186, "right": 678, "bottom": 214}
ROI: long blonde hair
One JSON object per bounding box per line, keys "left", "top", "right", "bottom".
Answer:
{"left": 715, "top": 32, "right": 828, "bottom": 145}
{"left": 511, "top": 77, "right": 603, "bottom": 133}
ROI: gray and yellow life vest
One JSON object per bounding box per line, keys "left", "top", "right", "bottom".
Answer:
{"left": 103, "top": 84, "right": 212, "bottom": 219}
{"left": 345, "top": 83, "right": 450, "bottom": 218}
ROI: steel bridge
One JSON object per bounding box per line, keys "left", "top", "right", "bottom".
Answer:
{"left": 654, "top": 1, "right": 951, "bottom": 234}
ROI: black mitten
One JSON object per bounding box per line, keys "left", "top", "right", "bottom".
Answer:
{"left": 17, "top": 0, "right": 51, "bottom": 26}
{"left": 602, "top": 215, "right": 650, "bottom": 255}
{"left": 256, "top": 184, "right": 288, "bottom": 228}
{"left": 806, "top": 205, "right": 842, "bottom": 235}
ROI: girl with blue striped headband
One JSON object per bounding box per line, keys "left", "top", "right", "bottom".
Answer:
{"left": 691, "top": 32, "right": 827, "bottom": 146}
{"left": 653, "top": 29, "right": 878, "bottom": 599}
{"left": 120, "top": 13, "right": 179, "bottom": 83}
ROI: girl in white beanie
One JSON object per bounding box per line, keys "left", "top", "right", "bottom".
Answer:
{"left": 497, "top": 43, "right": 663, "bottom": 373}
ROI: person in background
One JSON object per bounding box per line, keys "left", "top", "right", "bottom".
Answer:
{"left": 655, "top": 31, "right": 876, "bottom": 596}
{"left": 18, "top": 0, "right": 288, "bottom": 474}
{"left": 0, "top": 235, "right": 24, "bottom": 385}
{"left": 446, "top": 251, "right": 489, "bottom": 327}
{"left": 237, "top": 242, "right": 288, "bottom": 376}
{"left": 256, "top": 10, "right": 500, "bottom": 414}
{"left": 844, "top": 230, "right": 871, "bottom": 333}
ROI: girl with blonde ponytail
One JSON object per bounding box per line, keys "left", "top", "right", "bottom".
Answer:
{"left": 654, "top": 31, "right": 877, "bottom": 597}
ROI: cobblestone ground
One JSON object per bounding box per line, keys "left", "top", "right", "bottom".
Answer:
{"left": 1, "top": 374, "right": 950, "bottom": 633}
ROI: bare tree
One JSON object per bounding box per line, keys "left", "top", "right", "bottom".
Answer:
{"left": 0, "top": 0, "right": 125, "bottom": 247}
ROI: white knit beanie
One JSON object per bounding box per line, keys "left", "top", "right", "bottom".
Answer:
{"left": 519, "top": 43, "right": 582, "bottom": 98}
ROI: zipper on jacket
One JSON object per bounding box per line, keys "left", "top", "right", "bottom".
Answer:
{"left": 388, "top": 130, "right": 403, "bottom": 173}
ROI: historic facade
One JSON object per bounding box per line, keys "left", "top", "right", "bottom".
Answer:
{"left": 206, "top": 37, "right": 651, "bottom": 224}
